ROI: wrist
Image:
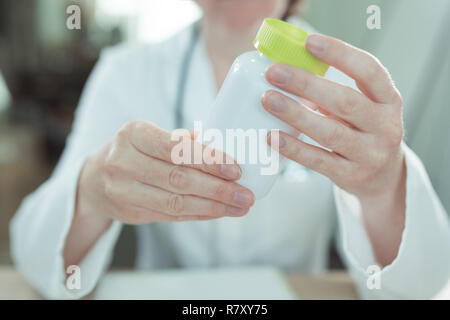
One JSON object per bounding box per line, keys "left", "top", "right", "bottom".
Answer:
{"left": 64, "top": 155, "right": 114, "bottom": 267}
{"left": 358, "top": 152, "right": 406, "bottom": 218}
{"left": 75, "top": 156, "right": 113, "bottom": 229}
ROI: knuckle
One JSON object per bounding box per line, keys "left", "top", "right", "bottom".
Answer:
{"left": 213, "top": 182, "right": 231, "bottom": 200}
{"left": 106, "top": 126, "right": 136, "bottom": 173}
{"left": 121, "top": 120, "right": 157, "bottom": 146}
{"left": 324, "top": 125, "right": 344, "bottom": 149}
{"left": 338, "top": 95, "right": 357, "bottom": 116}
{"left": 344, "top": 139, "right": 359, "bottom": 158}
{"left": 385, "top": 126, "right": 404, "bottom": 147}
{"left": 118, "top": 121, "right": 138, "bottom": 140}
{"left": 306, "top": 155, "right": 326, "bottom": 172}
{"left": 116, "top": 125, "right": 129, "bottom": 141}
{"left": 294, "top": 74, "right": 309, "bottom": 94}
{"left": 104, "top": 146, "right": 120, "bottom": 169}
{"left": 129, "top": 120, "right": 149, "bottom": 133}
{"left": 168, "top": 166, "right": 189, "bottom": 190}
{"left": 289, "top": 141, "right": 303, "bottom": 161}
{"left": 167, "top": 193, "right": 184, "bottom": 214}
{"left": 363, "top": 58, "right": 381, "bottom": 81}
{"left": 291, "top": 105, "right": 305, "bottom": 128}
{"left": 103, "top": 180, "right": 116, "bottom": 200}
{"left": 104, "top": 145, "right": 125, "bottom": 178}
{"left": 142, "top": 167, "right": 156, "bottom": 185}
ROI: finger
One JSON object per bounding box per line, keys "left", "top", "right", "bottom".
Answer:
{"left": 262, "top": 90, "right": 370, "bottom": 160}
{"left": 111, "top": 179, "right": 250, "bottom": 220}
{"left": 305, "top": 34, "right": 401, "bottom": 104}
{"left": 131, "top": 181, "right": 250, "bottom": 218}
{"left": 265, "top": 63, "right": 383, "bottom": 131}
{"left": 123, "top": 151, "right": 255, "bottom": 208}
{"left": 123, "top": 121, "right": 242, "bottom": 181}
{"left": 267, "top": 131, "right": 350, "bottom": 181}
{"left": 119, "top": 206, "right": 218, "bottom": 225}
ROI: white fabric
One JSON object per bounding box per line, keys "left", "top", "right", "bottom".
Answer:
{"left": 10, "top": 20, "right": 450, "bottom": 299}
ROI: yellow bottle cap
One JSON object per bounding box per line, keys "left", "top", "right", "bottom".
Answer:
{"left": 254, "top": 18, "right": 329, "bottom": 76}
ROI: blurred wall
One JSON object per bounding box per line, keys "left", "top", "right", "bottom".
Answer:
{"left": 0, "top": 0, "right": 121, "bottom": 265}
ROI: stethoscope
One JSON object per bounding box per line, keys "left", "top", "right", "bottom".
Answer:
{"left": 174, "top": 22, "right": 200, "bottom": 129}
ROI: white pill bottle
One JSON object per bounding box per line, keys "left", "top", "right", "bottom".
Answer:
{"left": 200, "top": 18, "right": 329, "bottom": 199}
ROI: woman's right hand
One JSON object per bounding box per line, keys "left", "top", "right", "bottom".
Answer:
{"left": 76, "top": 120, "right": 255, "bottom": 226}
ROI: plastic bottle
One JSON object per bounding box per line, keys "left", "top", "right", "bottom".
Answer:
{"left": 200, "top": 18, "right": 329, "bottom": 199}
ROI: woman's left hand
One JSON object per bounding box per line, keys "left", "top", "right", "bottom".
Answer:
{"left": 262, "top": 34, "right": 405, "bottom": 201}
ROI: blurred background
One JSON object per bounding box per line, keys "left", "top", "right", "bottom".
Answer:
{"left": 0, "top": 0, "right": 449, "bottom": 268}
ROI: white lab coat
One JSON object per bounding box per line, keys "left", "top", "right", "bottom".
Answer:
{"left": 10, "top": 18, "right": 450, "bottom": 300}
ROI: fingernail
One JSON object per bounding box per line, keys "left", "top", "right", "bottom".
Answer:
{"left": 264, "top": 92, "right": 286, "bottom": 113}
{"left": 307, "top": 34, "right": 328, "bottom": 55}
{"left": 233, "top": 190, "right": 254, "bottom": 207}
{"left": 220, "top": 164, "right": 240, "bottom": 179}
{"left": 267, "top": 66, "right": 291, "bottom": 85}
{"left": 227, "top": 205, "right": 248, "bottom": 216}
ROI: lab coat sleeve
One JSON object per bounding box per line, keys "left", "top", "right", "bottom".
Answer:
{"left": 9, "top": 47, "right": 130, "bottom": 299}
{"left": 334, "top": 143, "right": 450, "bottom": 299}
